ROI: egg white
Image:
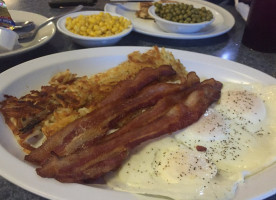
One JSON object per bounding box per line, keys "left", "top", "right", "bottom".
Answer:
{"left": 106, "top": 136, "right": 241, "bottom": 200}
{"left": 105, "top": 82, "right": 276, "bottom": 200}
{"left": 176, "top": 83, "right": 276, "bottom": 176}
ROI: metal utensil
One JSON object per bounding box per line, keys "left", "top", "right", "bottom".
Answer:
{"left": 18, "top": 5, "right": 83, "bottom": 42}
{"left": 14, "top": 21, "right": 35, "bottom": 30}
{"left": 109, "top": 0, "right": 153, "bottom": 2}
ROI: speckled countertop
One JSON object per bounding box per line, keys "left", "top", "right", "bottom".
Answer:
{"left": 0, "top": 0, "right": 275, "bottom": 200}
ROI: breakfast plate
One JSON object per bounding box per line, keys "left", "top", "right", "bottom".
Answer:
{"left": 0, "top": 46, "right": 275, "bottom": 200}
{"left": 0, "top": 10, "right": 56, "bottom": 58}
{"left": 104, "top": 0, "right": 235, "bottom": 39}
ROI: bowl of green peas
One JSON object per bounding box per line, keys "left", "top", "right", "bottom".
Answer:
{"left": 148, "top": 2, "right": 214, "bottom": 33}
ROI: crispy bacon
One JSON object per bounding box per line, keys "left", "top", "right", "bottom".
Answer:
{"left": 101, "top": 73, "right": 202, "bottom": 143}
{"left": 111, "top": 71, "right": 200, "bottom": 130}
{"left": 24, "top": 66, "right": 179, "bottom": 164}
{"left": 25, "top": 82, "right": 187, "bottom": 164}
{"left": 29, "top": 71, "right": 199, "bottom": 164}
{"left": 55, "top": 82, "right": 188, "bottom": 156}
{"left": 36, "top": 78, "right": 222, "bottom": 183}
{"left": 99, "top": 65, "right": 177, "bottom": 106}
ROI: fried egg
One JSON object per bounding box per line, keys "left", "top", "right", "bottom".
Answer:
{"left": 106, "top": 136, "right": 241, "bottom": 200}
{"left": 176, "top": 83, "right": 276, "bottom": 176}
{"left": 105, "top": 82, "right": 276, "bottom": 200}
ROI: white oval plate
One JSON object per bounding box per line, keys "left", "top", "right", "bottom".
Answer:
{"left": 0, "top": 10, "right": 56, "bottom": 58}
{"left": 104, "top": 0, "right": 235, "bottom": 39}
{"left": 0, "top": 46, "right": 275, "bottom": 200}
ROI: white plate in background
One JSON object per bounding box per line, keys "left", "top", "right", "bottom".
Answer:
{"left": 0, "top": 10, "right": 56, "bottom": 58}
{"left": 0, "top": 47, "right": 275, "bottom": 200}
{"left": 105, "top": 0, "right": 235, "bottom": 39}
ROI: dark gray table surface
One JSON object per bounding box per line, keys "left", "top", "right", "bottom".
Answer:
{"left": 0, "top": 0, "right": 275, "bottom": 200}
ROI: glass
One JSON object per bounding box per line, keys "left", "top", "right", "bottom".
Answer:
{"left": 241, "top": 0, "right": 276, "bottom": 53}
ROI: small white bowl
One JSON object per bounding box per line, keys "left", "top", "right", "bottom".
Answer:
{"left": 57, "top": 11, "right": 133, "bottom": 47}
{"left": 148, "top": 4, "right": 214, "bottom": 34}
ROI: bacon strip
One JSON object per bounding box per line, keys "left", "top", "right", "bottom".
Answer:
{"left": 54, "top": 82, "right": 188, "bottom": 156}
{"left": 25, "top": 82, "right": 187, "bottom": 164}
{"left": 111, "top": 71, "right": 200, "bottom": 130}
{"left": 52, "top": 72, "right": 200, "bottom": 157}
{"left": 99, "top": 65, "right": 177, "bottom": 106}
{"left": 101, "top": 73, "right": 202, "bottom": 143}
{"left": 25, "top": 65, "right": 178, "bottom": 165}
{"left": 36, "top": 78, "right": 222, "bottom": 183}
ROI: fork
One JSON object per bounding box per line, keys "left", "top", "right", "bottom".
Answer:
{"left": 18, "top": 5, "right": 83, "bottom": 42}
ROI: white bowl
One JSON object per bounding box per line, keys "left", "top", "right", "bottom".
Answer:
{"left": 57, "top": 11, "right": 133, "bottom": 47}
{"left": 148, "top": 4, "right": 214, "bottom": 34}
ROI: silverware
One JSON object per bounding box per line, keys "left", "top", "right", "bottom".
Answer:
{"left": 109, "top": 0, "right": 153, "bottom": 2}
{"left": 18, "top": 5, "right": 83, "bottom": 42}
{"left": 14, "top": 21, "right": 34, "bottom": 30}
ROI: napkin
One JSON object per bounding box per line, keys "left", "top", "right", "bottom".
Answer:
{"left": 0, "top": 27, "right": 19, "bottom": 52}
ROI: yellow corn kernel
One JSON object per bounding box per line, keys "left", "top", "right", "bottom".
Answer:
{"left": 80, "top": 26, "right": 86, "bottom": 32}
{"left": 111, "top": 27, "right": 117, "bottom": 33}
{"left": 95, "top": 30, "right": 102, "bottom": 36}
{"left": 93, "top": 24, "right": 99, "bottom": 31}
{"left": 74, "top": 25, "right": 80, "bottom": 32}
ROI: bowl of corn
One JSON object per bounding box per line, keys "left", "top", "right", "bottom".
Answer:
{"left": 57, "top": 11, "right": 133, "bottom": 47}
